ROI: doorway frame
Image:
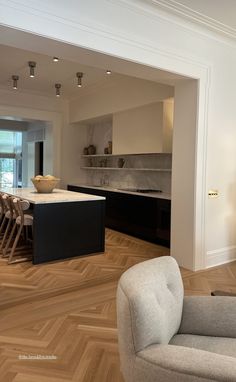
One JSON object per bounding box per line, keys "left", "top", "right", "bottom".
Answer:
{"left": 0, "top": 105, "right": 63, "bottom": 182}
{"left": 0, "top": 15, "right": 211, "bottom": 270}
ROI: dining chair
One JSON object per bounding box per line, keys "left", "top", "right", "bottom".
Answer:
{"left": 6, "top": 198, "right": 33, "bottom": 264}
{"left": 0, "top": 194, "right": 15, "bottom": 253}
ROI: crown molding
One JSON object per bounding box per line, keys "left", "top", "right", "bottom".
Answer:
{"left": 116, "top": 0, "right": 236, "bottom": 42}
{"left": 1, "top": 0, "right": 236, "bottom": 48}
{"left": 0, "top": 0, "right": 212, "bottom": 71}
{"left": 151, "top": 0, "right": 236, "bottom": 38}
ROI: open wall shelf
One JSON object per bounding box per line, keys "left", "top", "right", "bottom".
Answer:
{"left": 81, "top": 152, "right": 172, "bottom": 173}
{"left": 81, "top": 167, "right": 171, "bottom": 171}
{"left": 81, "top": 153, "right": 172, "bottom": 158}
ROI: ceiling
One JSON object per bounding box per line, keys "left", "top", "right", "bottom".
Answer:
{"left": 0, "top": 2, "right": 236, "bottom": 102}
{"left": 0, "top": 42, "right": 187, "bottom": 100}
{"left": 0, "top": 44, "right": 122, "bottom": 100}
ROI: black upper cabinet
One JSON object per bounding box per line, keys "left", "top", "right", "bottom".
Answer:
{"left": 68, "top": 185, "right": 170, "bottom": 247}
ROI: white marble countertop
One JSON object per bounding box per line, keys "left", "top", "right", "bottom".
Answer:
{"left": 0, "top": 187, "right": 105, "bottom": 204}
{"left": 71, "top": 184, "right": 171, "bottom": 200}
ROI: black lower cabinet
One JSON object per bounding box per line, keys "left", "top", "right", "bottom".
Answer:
{"left": 68, "top": 185, "right": 170, "bottom": 247}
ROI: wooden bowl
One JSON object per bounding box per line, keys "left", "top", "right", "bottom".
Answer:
{"left": 31, "top": 178, "right": 60, "bottom": 193}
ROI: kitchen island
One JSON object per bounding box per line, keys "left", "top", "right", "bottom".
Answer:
{"left": 0, "top": 188, "right": 105, "bottom": 264}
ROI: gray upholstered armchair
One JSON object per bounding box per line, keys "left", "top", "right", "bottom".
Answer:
{"left": 117, "top": 256, "right": 236, "bottom": 382}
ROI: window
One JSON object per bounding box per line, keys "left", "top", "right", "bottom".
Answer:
{"left": 0, "top": 130, "right": 22, "bottom": 188}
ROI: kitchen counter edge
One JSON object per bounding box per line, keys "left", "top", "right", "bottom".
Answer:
{"left": 69, "top": 184, "right": 171, "bottom": 200}
{"left": 0, "top": 187, "right": 105, "bottom": 204}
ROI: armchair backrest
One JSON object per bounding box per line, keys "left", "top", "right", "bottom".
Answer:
{"left": 117, "top": 256, "right": 183, "bottom": 379}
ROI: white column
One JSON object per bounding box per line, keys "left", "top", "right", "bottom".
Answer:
{"left": 171, "top": 80, "right": 199, "bottom": 270}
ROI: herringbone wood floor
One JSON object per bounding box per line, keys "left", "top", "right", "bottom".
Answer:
{"left": 0, "top": 228, "right": 236, "bottom": 382}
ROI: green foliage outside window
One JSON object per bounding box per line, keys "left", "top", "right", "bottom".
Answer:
{"left": 0, "top": 130, "right": 22, "bottom": 187}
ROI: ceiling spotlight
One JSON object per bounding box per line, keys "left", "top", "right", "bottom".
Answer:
{"left": 106, "top": 70, "right": 112, "bottom": 75}
{"left": 12, "top": 75, "right": 19, "bottom": 89}
{"left": 53, "top": 57, "right": 59, "bottom": 62}
{"left": 76, "top": 72, "right": 83, "bottom": 87}
{"left": 55, "top": 83, "right": 61, "bottom": 97}
{"left": 28, "top": 61, "right": 36, "bottom": 78}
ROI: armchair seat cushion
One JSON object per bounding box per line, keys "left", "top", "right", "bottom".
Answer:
{"left": 170, "top": 334, "right": 236, "bottom": 358}
{"left": 136, "top": 344, "right": 236, "bottom": 382}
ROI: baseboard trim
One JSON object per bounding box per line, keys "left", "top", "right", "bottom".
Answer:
{"left": 206, "top": 246, "right": 236, "bottom": 268}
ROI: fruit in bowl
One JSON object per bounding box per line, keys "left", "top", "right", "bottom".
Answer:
{"left": 31, "top": 175, "right": 60, "bottom": 193}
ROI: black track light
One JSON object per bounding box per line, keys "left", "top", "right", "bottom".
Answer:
{"left": 12, "top": 75, "right": 19, "bottom": 89}
{"left": 76, "top": 72, "right": 83, "bottom": 87}
{"left": 28, "top": 61, "right": 36, "bottom": 78}
{"left": 55, "top": 83, "right": 61, "bottom": 97}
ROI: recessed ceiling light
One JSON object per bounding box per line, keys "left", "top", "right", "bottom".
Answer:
{"left": 12, "top": 75, "right": 19, "bottom": 89}
{"left": 53, "top": 57, "right": 59, "bottom": 62}
{"left": 106, "top": 70, "right": 112, "bottom": 75}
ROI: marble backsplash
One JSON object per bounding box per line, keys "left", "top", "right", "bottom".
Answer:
{"left": 83, "top": 154, "right": 172, "bottom": 194}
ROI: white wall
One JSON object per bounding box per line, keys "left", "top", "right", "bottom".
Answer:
{"left": 112, "top": 102, "right": 164, "bottom": 154}
{"left": 60, "top": 122, "right": 87, "bottom": 188}
{"left": 26, "top": 142, "right": 35, "bottom": 185}
{"left": 25, "top": 121, "right": 54, "bottom": 182}
{"left": 70, "top": 78, "right": 174, "bottom": 123}
{"left": 0, "top": 88, "right": 65, "bottom": 113}
{"left": 21, "top": 131, "right": 28, "bottom": 187}
{"left": 43, "top": 122, "right": 54, "bottom": 176}
{"left": 163, "top": 99, "right": 174, "bottom": 153}
{"left": 1, "top": 0, "right": 236, "bottom": 268}
{"left": 171, "top": 80, "right": 198, "bottom": 270}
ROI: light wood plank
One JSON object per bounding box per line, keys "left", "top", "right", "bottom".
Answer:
{"left": 0, "top": 228, "right": 235, "bottom": 381}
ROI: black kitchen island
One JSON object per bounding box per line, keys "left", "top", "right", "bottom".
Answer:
{"left": 0, "top": 187, "right": 105, "bottom": 264}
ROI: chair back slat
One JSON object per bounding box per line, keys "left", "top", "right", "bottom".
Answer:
{"left": 13, "top": 198, "right": 30, "bottom": 222}
{"left": 0, "top": 193, "right": 4, "bottom": 212}
{"left": 2, "top": 194, "right": 14, "bottom": 217}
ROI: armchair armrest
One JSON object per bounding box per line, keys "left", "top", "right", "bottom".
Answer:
{"left": 137, "top": 344, "right": 236, "bottom": 382}
{"left": 179, "top": 296, "right": 236, "bottom": 338}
